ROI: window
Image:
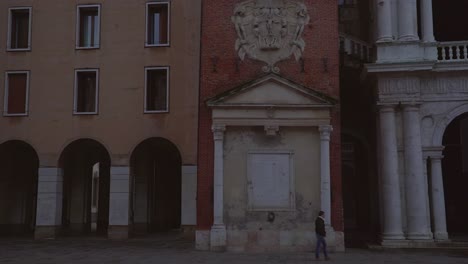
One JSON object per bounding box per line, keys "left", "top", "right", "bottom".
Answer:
{"left": 247, "top": 151, "right": 295, "bottom": 211}
{"left": 146, "top": 2, "right": 170, "bottom": 46}
{"left": 7, "top": 7, "right": 32, "bottom": 51}
{"left": 74, "top": 69, "right": 99, "bottom": 114}
{"left": 145, "top": 67, "right": 169, "bottom": 113}
{"left": 4, "top": 71, "right": 30, "bottom": 116}
{"left": 76, "top": 5, "right": 101, "bottom": 49}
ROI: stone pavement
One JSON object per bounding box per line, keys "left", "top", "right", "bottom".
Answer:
{"left": 0, "top": 237, "right": 467, "bottom": 264}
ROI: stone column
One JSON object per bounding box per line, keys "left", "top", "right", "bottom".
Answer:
{"left": 379, "top": 105, "right": 405, "bottom": 240}
{"left": 429, "top": 154, "right": 449, "bottom": 240}
{"left": 420, "top": 0, "right": 435, "bottom": 42}
{"left": 108, "top": 166, "right": 130, "bottom": 239}
{"left": 398, "top": 0, "right": 419, "bottom": 41}
{"left": 402, "top": 104, "right": 432, "bottom": 240}
{"left": 319, "top": 125, "right": 333, "bottom": 225}
{"left": 375, "top": 0, "right": 393, "bottom": 42}
{"left": 35, "top": 168, "right": 63, "bottom": 239}
{"left": 210, "top": 124, "right": 226, "bottom": 251}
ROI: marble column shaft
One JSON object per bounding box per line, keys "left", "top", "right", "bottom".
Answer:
{"left": 402, "top": 105, "right": 432, "bottom": 240}
{"left": 379, "top": 105, "right": 404, "bottom": 240}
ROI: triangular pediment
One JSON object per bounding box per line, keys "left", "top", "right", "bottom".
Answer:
{"left": 207, "top": 74, "right": 337, "bottom": 108}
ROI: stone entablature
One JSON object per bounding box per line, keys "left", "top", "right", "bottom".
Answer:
{"left": 376, "top": 74, "right": 468, "bottom": 103}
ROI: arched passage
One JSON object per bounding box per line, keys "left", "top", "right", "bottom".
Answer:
{"left": 59, "top": 139, "right": 111, "bottom": 236}
{"left": 442, "top": 113, "right": 468, "bottom": 238}
{"left": 0, "top": 140, "right": 39, "bottom": 236}
{"left": 130, "top": 138, "right": 181, "bottom": 234}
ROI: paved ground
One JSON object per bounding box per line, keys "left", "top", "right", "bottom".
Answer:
{"left": 1, "top": 237, "right": 468, "bottom": 264}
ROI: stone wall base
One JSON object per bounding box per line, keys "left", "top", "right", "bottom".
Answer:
{"left": 108, "top": 226, "right": 129, "bottom": 240}
{"left": 34, "top": 226, "right": 61, "bottom": 239}
{"left": 195, "top": 229, "right": 345, "bottom": 252}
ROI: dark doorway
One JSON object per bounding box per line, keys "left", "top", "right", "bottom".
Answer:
{"left": 442, "top": 113, "right": 468, "bottom": 239}
{"left": 59, "top": 139, "right": 110, "bottom": 236}
{"left": 130, "top": 138, "right": 181, "bottom": 235}
{"left": 0, "top": 140, "right": 39, "bottom": 236}
{"left": 342, "top": 135, "right": 378, "bottom": 247}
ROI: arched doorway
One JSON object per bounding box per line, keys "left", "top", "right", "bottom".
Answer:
{"left": 0, "top": 140, "right": 39, "bottom": 236}
{"left": 442, "top": 113, "right": 468, "bottom": 239}
{"left": 130, "top": 138, "right": 181, "bottom": 235}
{"left": 59, "top": 139, "right": 111, "bottom": 236}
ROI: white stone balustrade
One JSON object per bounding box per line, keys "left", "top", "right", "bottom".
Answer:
{"left": 437, "top": 41, "right": 468, "bottom": 62}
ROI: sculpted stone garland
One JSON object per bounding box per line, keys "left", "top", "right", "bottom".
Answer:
{"left": 232, "top": 0, "right": 310, "bottom": 73}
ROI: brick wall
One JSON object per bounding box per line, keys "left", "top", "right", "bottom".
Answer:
{"left": 197, "top": 0, "right": 342, "bottom": 232}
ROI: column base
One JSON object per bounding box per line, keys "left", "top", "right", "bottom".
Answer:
{"left": 407, "top": 232, "right": 433, "bottom": 240}
{"left": 210, "top": 224, "right": 227, "bottom": 251}
{"left": 108, "top": 226, "right": 129, "bottom": 240}
{"left": 434, "top": 232, "right": 449, "bottom": 241}
{"left": 34, "top": 226, "right": 61, "bottom": 240}
{"left": 382, "top": 232, "right": 405, "bottom": 240}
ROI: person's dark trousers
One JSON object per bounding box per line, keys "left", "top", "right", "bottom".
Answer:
{"left": 315, "top": 234, "right": 328, "bottom": 259}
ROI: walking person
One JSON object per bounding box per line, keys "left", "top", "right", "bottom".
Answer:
{"left": 315, "top": 211, "right": 330, "bottom": 261}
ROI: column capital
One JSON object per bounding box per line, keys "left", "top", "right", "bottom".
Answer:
{"left": 423, "top": 146, "right": 445, "bottom": 159}
{"left": 378, "top": 104, "right": 397, "bottom": 113}
{"left": 401, "top": 102, "right": 422, "bottom": 112}
{"left": 319, "top": 125, "right": 333, "bottom": 140}
{"left": 212, "top": 124, "right": 226, "bottom": 141}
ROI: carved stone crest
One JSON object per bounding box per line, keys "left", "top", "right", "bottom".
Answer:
{"left": 232, "top": 0, "right": 310, "bottom": 73}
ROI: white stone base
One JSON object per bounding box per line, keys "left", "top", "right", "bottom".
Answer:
{"left": 210, "top": 224, "right": 227, "bottom": 251}
{"left": 195, "top": 230, "right": 210, "bottom": 251}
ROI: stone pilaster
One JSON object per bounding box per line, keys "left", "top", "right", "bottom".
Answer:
{"left": 319, "top": 125, "right": 333, "bottom": 225}
{"left": 210, "top": 124, "right": 226, "bottom": 251}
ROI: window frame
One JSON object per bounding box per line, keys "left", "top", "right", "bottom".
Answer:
{"left": 3, "top": 71, "right": 30, "bottom": 117}
{"left": 7, "top": 7, "right": 33, "bottom": 52}
{"left": 144, "top": 66, "right": 170, "bottom": 113}
{"left": 75, "top": 4, "right": 101, "bottom": 50}
{"left": 73, "top": 68, "right": 100, "bottom": 115}
{"left": 145, "top": 1, "right": 171, "bottom": 47}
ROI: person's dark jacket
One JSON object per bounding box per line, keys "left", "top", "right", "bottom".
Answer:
{"left": 315, "top": 216, "right": 326, "bottom": 236}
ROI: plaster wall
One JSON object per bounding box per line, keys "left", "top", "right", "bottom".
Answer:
{"left": 0, "top": 0, "right": 201, "bottom": 167}
{"left": 223, "top": 126, "right": 323, "bottom": 252}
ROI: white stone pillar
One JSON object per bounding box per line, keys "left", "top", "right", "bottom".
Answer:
{"left": 319, "top": 125, "right": 333, "bottom": 225}
{"left": 108, "top": 166, "right": 130, "bottom": 239}
{"left": 402, "top": 105, "right": 432, "bottom": 240}
{"left": 420, "top": 0, "right": 435, "bottom": 42}
{"left": 35, "top": 168, "right": 63, "bottom": 239}
{"left": 429, "top": 154, "right": 449, "bottom": 240}
{"left": 379, "top": 105, "right": 405, "bottom": 240}
{"left": 376, "top": 0, "right": 393, "bottom": 42}
{"left": 210, "top": 124, "right": 226, "bottom": 251}
{"left": 398, "top": 0, "right": 419, "bottom": 41}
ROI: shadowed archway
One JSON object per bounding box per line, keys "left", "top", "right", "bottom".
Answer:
{"left": 0, "top": 140, "right": 39, "bottom": 236}
{"left": 442, "top": 113, "right": 468, "bottom": 239}
{"left": 59, "top": 139, "right": 111, "bottom": 236}
{"left": 130, "top": 137, "right": 182, "bottom": 235}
